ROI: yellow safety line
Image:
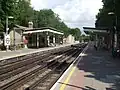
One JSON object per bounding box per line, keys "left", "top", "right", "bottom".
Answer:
{"left": 60, "top": 66, "right": 76, "bottom": 90}
{"left": 59, "top": 44, "right": 89, "bottom": 90}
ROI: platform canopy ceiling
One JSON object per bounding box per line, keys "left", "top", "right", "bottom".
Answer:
{"left": 83, "top": 27, "right": 109, "bottom": 34}
{"left": 23, "top": 29, "right": 64, "bottom": 35}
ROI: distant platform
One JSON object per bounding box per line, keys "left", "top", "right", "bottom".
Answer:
{"left": 0, "top": 43, "right": 79, "bottom": 61}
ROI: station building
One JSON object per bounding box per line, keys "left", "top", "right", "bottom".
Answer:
{"left": 23, "top": 27, "right": 64, "bottom": 48}
{"left": 9, "top": 22, "right": 64, "bottom": 49}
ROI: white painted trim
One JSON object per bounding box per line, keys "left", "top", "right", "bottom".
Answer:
{"left": 50, "top": 44, "right": 89, "bottom": 90}
{"left": 23, "top": 29, "right": 64, "bottom": 35}
{"left": 84, "top": 29, "right": 108, "bottom": 33}
{"left": 0, "top": 43, "right": 78, "bottom": 61}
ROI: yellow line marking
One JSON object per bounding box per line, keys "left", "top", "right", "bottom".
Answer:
{"left": 60, "top": 66, "right": 76, "bottom": 90}
{"left": 58, "top": 44, "right": 88, "bottom": 90}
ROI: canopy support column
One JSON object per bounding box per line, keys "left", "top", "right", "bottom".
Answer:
{"left": 53, "top": 35, "right": 55, "bottom": 44}
{"left": 47, "top": 32, "right": 50, "bottom": 46}
{"left": 37, "top": 33, "right": 39, "bottom": 48}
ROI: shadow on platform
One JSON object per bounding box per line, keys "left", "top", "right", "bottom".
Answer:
{"left": 75, "top": 43, "right": 120, "bottom": 90}
{"left": 58, "top": 82, "right": 96, "bottom": 90}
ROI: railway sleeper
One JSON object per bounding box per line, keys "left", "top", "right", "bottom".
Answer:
{"left": 35, "top": 49, "right": 82, "bottom": 90}
{"left": 0, "top": 53, "right": 55, "bottom": 75}
{"left": 21, "top": 49, "right": 78, "bottom": 90}
{"left": 0, "top": 49, "right": 72, "bottom": 90}
{"left": 0, "top": 46, "right": 82, "bottom": 90}
{"left": 0, "top": 54, "right": 58, "bottom": 81}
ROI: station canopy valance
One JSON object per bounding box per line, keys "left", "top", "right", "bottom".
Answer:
{"left": 83, "top": 27, "right": 109, "bottom": 34}
{"left": 23, "top": 28, "right": 64, "bottom": 35}
{"left": 15, "top": 25, "right": 64, "bottom": 35}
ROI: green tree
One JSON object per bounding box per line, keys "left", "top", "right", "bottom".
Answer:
{"left": 14, "top": 0, "right": 33, "bottom": 26}
{"left": 0, "top": 0, "right": 82, "bottom": 38}
{"left": 69, "top": 28, "right": 81, "bottom": 40}
{"left": 35, "top": 9, "right": 70, "bottom": 36}
{"left": 96, "top": 0, "right": 120, "bottom": 29}
{"left": 0, "top": 0, "right": 16, "bottom": 31}
{"left": 37, "top": 9, "right": 55, "bottom": 27}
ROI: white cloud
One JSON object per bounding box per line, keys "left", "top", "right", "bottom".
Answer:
{"left": 31, "top": 0, "right": 103, "bottom": 33}
{"left": 31, "top": 0, "right": 69, "bottom": 10}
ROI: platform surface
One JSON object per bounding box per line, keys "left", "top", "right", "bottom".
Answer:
{"left": 0, "top": 43, "right": 77, "bottom": 61}
{"left": 51, "top": 42, "right": 120, "bottom": 90}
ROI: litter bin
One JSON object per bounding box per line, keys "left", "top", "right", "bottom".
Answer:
{"left": 112, "top": 48, "right": 120, "bottom": 57}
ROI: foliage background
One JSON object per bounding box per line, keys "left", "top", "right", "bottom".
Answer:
{"left": 0, "top": 0, "right": 82, "bottom": 41}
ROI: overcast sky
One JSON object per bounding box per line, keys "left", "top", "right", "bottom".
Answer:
{"left": 31, "top": 0, "right": 103, "bottom": 33}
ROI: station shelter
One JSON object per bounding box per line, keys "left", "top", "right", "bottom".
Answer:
{"left": 23, "top": 27, "right": 64, "bottom": 48}
{"left": 83, "top": 27, "right": 111, "bottom": 50}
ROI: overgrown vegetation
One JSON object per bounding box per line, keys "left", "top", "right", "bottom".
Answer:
{"left": 96, "top": 0, "right": 120, "bottom": 29}
{"left": 0, "top": 0, "right": 81, "bottom": 40}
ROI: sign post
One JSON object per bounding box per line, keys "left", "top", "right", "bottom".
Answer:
{"left": 5, "top": 16, "right": 13, "bottom": 51}
{"left": 4, "top": 34, "right": 10, "bottom": 51}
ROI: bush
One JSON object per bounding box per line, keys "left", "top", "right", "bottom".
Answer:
{"left": 0, "top": 44, "right": 6, "bottom": 50}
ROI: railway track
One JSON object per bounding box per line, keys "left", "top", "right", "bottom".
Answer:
{"left": 0, "top": 43, "right": 87, "bottom": 90}
{"left": 26, "top": 49, "right": 81, "bottom": 90}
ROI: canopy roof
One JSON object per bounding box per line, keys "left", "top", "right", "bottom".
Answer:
{"left": 15, "top": 25, "right": 64, "bottom": 35}
{"left": 23, "top": 29, "right": 64, "bottom": 35}
{"left": 83, "top": 27, "right": 109, "bottom": 34}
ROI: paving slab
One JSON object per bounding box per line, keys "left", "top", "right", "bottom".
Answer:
{"left": 0, "top": 43, "right": 78, "bottom": 61}
{"left": 51, "top": 42, "right": 120, "bottom": 90}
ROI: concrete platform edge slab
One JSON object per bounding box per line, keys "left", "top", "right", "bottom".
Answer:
{"left": 50, "top": 43, "right": 89, "bottom": 90}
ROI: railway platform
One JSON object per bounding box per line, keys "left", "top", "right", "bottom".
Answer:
{"left": 51, "top": 42, "right": 120, "bottom": 90}
{"left": 0, "top": 43, "right": 78, "bottom": 61}
{"left": 0, "top": 42, "right": 84, "bottom": 90}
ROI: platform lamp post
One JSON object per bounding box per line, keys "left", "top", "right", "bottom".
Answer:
{"left": 5, "top": 16, "right": 14, "bottom": 51}
{"left": 108, "top": 12, "right": 117, "bottom": 56}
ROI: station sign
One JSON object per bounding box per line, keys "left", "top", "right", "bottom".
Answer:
{"left": 4, "top": 34, "right": 10, "bottom": 46}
